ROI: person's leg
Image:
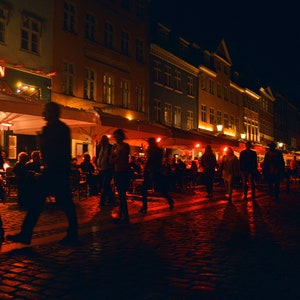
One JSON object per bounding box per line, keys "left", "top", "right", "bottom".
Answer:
{"left": 249, "top": 173, "right": 256, "bottom": 199}
{"left": 115, "top": 172, "right": 130, "bottom": 222}
{"left": 54, "top": 176, "right": 78, "bottom": 241}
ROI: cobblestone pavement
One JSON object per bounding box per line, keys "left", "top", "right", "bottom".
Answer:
{"left": 0, "top": 183, "right": 300, "bottom": 299}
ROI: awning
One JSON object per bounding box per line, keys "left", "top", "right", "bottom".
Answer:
{"left": 94, "top": 108, "right": 171, "bottom": 146}
{"left": 0, "top": 92, "right": 98, "bottom": 138}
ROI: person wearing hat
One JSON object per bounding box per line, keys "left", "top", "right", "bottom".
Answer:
{"left": 239, "top": 141, "right": 258, "bottom": 200}
{"left": 139, "top": 137, "right": 174, "bottom": 213}
{"left": 262, "top": 142, "right": 285, "bottom": 201}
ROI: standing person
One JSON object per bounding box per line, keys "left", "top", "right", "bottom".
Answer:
{"left": 239, "top": 141, "right": 258, "bottom": 200}
{"left": 97, "top": 135, "right": 115, "bottom": 206}
{"left": 219, "top": 147, "right": 239, "bottom": 201}
{"left": 109, "top": 129, "right": 131, "bottom": 224}
{"left": 200, "top": 145, "right": 217, "bottom": 198}
{"left": 262, "top": 142, "right": 285, "bottom": 202}
{"left": 139, "top": 137, "right": 174, "bottom": 213}
{"left": 289, "top": 155, "right": 298, "bottom": 183}
{"left": 7, "top": 102, "right": 79, "bottom": 245}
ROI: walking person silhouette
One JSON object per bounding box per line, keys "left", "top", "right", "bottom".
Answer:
{"left": 7, "top": 102, "right": 79, "bottom": 246}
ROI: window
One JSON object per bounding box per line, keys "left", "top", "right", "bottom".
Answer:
{"left": 0, "top": 6, "right": 8, "bottom": 43}
{"left": 85, "top": 13, "right": 95, "bottom": 40}
{"left": 224, "top": 87, "right": 228, "bottom": 101}
{"left": 179, "top": 40, "right": 188, "bottom": 60}
{"left": 136, "top": 0, "right": 145, "bottom": 19}
{"left": 174, "top": 106, "right": 181, "bottom": 128}
{"left": 21, "top": 14, "right": 42, "bottom": 54}
{"left": 201, "top": 105, "right": 207, "bottom": 122}
{"left": 187, "top": 77, "right": 193, "bottom": 95}
{"left": 164, "top": 65, "right": 172, "bottom": 87}
{"left": 154, "top": 99, "right": 162, "bottom": 123}
{"left": 187, "top": 110, "right": 193, "bottom": 130}
{"left": 136, "top": 85, "right": 144, "bottom": 112}
{"left": 63, "top": 2, "right": 76, "bottom": 33}
{"left": 229, "top": 115, "right": 234, "bottom": 129}
{"left": 121, "top": 79, "right": 130, "bottom": 108}
{"left": 104, "top": 23, "right": 113, "bottom": 49}
{"left": 164, "top": 103, "right": 172, "bottom": 125}
{"left": 103, "top": 74, "right": 114, "bottom": 104}
{"left": 217, "top": 83, "right": 222, "bottom": 98}
{"left": 121, "top": 31, "right": 129, "bottom": 55}
{"left": 217, "top": 110, "right": 222, "bottom": 125}
{"left": 174, "top": 70, "right": 181, "bottom": 91}
{"left": 157, "top": 24, "right": 170, "bottom": 48}
{"left": 84, "top": 68, "right": 95, "bottom": 100}
{"left": 224, "top": 113, "right": 229, "bottom": 128}
{"left": 209, "top": 108, "right": 215, "bottom": 124}
{"left": 136, "top": 39, "right": 144, "bottom": 62}
{"left": 200, "top": 74, "right": 206, "bottom": 91}
{"left": 62, "top": 62, "right": 74, "bottom": 95}
{"left": 209, "top": 79, "right": 214, "bottom": 94}
{"left": 153, "top": 61, "right": 161, "bottom": 83}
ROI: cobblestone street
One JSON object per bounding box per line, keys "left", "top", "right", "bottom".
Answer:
{"left": 0, "top": 184, "right": 300, "bottom": 299}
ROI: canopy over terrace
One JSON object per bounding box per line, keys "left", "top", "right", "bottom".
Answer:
{"left": 93, "top": 107, "right": 171, "bottom": 147}
{"left": 0, "top": 91, "right": 98, "bottom": 139}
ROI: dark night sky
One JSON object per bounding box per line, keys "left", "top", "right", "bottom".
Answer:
{"left": 151, "top": 1, "right": 300, "bottom": 107}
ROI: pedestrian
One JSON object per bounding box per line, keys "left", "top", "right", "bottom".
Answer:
{"left": 219, "top": 147, "right": 239, "bottom": 201}
{"left": 7, "top": 102, "right": 79, "bottom": 246}
{"left": 239, "top": 141, "right": 258, "bottom": 200}
{"left": 139, "top": 137, "right": 174, "bottom": 213}
{"left": 262, "top": 142, "right": 285, "bottom": 201}
{"left": 289, "top": 155, "right": 298, "bottom": 183}
{"left": 97, "top": 135, "right": 115, "bottom": 206}
{"left": 200, "top": 145, "right": 217, "bottom": 198}
{"left": 109, "top": 129, "right": 131, "bottom": 224}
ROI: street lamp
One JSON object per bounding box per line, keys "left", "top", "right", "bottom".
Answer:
{"left": 216, "top": 124, "right": 223, "bottom": 132}
{"left": 240, "top": 133, "right": 246, "bottom": 140}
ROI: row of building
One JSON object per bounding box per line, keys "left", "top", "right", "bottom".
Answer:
{"left": 0, "top": 0, "right": 299, "bottom": 165}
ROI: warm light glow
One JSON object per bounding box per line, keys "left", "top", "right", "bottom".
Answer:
{"left": 217, "top": 124, "right": 223, "bottom": 132}
{"left": 241, "top": 133, "right": 246, "bottom": 139}
{"left": 223, "top": 147, "right": 228, "bottom": 152}
{"left": 1, "top": 122, "right": 12, "bottom": 127}
{"left": 156, "top": 137, "right": 161, "bottom": 143}
{"left": 195, "top": 143, "right": 200, "bottom": 148}
{"left": 278, "top": 142, "right": 283, "bottom": 148}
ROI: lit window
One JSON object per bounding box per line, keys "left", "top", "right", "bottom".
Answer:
{"left": 187, "top": 110, "right": 193, "bottom": 130}
{"left": 174, "top": 106, "right": 181, "bottom": 128}
{"left": 164, "top": 103, "right": 172, "bottom": 125}
{"left": 103, "top": 74, "right": 114, "bottom": 104}
{"left": 16, "top": 82, "right": 40, "bottom": 99}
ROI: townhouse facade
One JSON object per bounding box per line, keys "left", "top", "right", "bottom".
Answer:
{"left": 0, "top": 0, "right": 299, "bottom": 164}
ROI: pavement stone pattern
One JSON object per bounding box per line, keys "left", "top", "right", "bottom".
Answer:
{"left": 0, "top": 183, "right": 299, "bottom": 299}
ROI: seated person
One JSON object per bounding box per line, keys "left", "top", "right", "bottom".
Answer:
{"left": 79, "top": 153, "right": 98, "bottom": 196}
{"left": 26, "top": 150, "right": 43, "bottom": 173}
{"left": 12, "top": 152, "right": 30, "bottom": 208}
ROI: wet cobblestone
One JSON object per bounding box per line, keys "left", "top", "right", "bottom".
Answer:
{"left": 0, "top": 184, "right": 299, "bottom": 299}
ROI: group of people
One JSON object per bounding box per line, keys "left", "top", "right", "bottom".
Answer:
{"left": 0, "top": 101, "right": 294, "bottom": 246}
{"left": 189, "top": 140, "right": 287, "bottom": 203}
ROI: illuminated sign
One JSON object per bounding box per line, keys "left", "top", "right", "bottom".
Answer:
{"left": 0, "top": 65, "right": 5, "bottom": 77}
